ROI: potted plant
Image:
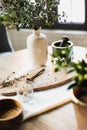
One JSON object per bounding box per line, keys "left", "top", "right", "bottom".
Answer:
{"left": 0, "top": 0, "right": 58, "bottom": 68}
{"left": 0, "top": 0, "right": 58, "bottom": 30}
{"left": 68, "top": 55, "right": 87, "bottom": 106}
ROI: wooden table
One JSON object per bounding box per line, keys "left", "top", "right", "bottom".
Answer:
{"left": 0, "top": 46, "right": 87, "bottom": 130}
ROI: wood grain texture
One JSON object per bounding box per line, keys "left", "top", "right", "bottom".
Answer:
{"left": 0, "top": 66, "right": 74, "bottom": 96}
{"left": 0, "top": 46, "right": 87, "bottom": 130}
{"left": 33, "top": 67, "right": 74, "bottom": 91}
{"left": 0, "top": 98, "right": 23, "bottom": 129}
{"left": 0, "top": 98, "right": 23, "bottom": 120}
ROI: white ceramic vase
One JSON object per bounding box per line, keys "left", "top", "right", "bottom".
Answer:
{"left": 27, "top": 29, "right": 48, "bottom": 68}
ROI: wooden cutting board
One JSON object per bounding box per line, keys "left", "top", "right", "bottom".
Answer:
{"left": 33, "top": 67, "right": 74, "bottom": 91}
{"left": 0, "top": 67, "right": 74, "bottom": 96}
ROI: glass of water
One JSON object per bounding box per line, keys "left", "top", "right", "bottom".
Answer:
{"left": 17, "top": 79, "right": 34, "bottom": 103}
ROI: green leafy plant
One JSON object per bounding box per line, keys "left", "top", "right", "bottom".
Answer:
{"left": 0, "top": 0, "right": 58, "bottom": 30}
{"left": 68, "top": 55, "right": 87, "bottom": 91}
{"left": 52, "top": 57, "right": 68, "bottom": 72}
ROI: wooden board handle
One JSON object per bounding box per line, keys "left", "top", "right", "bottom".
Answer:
{"left": 23, "top": 98, "right": 72, "bottom": 121}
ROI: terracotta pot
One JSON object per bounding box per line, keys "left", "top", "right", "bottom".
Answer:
{"left": 72, "top": 88, "right": 87, "bottom": 106}
{"left": 73, "top": 103, "right": 87, "bottom": 130}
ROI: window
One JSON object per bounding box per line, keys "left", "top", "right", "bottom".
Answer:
{"left": 58, "top": 0, "right": 85, "bottom": 23}
{"left": 53, "top": 0, "right": 87, "bottom": 30}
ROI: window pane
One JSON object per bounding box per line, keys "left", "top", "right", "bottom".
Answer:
{"left": 30, "top": 0, "right": 35, "bottom": 2}
{"left": 58, "top": 0, "right": 85, "bottom": 23}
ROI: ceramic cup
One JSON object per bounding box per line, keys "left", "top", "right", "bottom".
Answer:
{"left": 52, "top": 40, "right": 73, "bottom": 63}
{"left": 17, "top": 79, "right": 34, "bottom": 103}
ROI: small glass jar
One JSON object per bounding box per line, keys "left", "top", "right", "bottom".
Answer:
{"left": 17, "top": 79, "right": 34, "bottom": 103}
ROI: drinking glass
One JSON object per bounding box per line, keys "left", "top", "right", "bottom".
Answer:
{"left": 17, "top": 79, "right": 34, "bottom": 103}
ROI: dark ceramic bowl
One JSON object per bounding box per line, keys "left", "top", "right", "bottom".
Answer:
{"left": 0, "top": 98, "right": 23, "bottom": 129}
